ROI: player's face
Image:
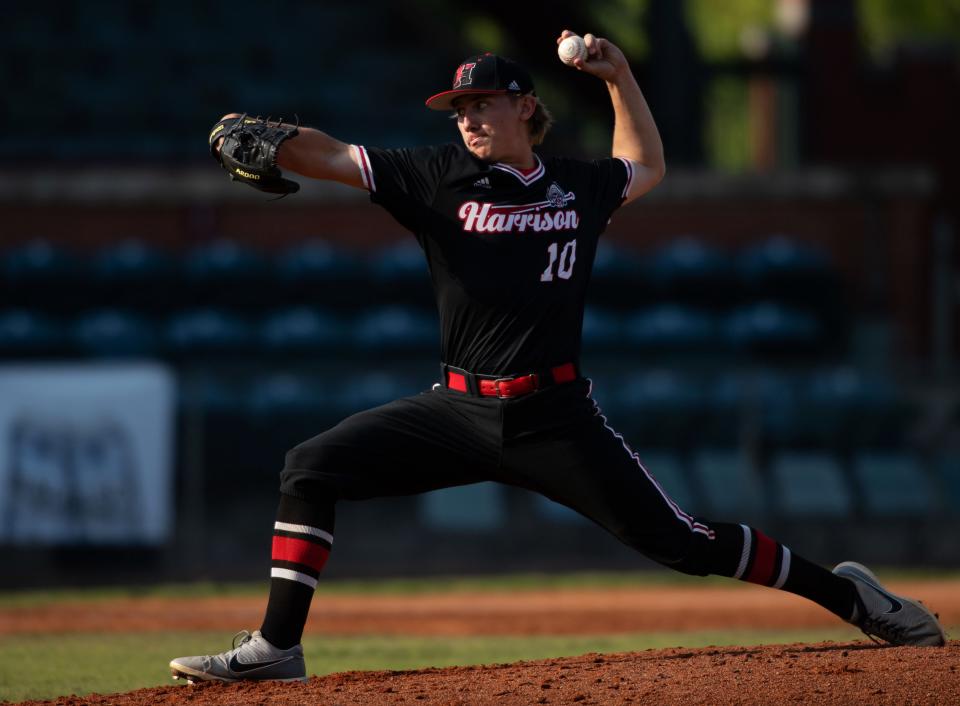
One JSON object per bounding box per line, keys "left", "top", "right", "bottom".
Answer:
{"left": 453, "top": 94, "right": 532, "bottom": 162}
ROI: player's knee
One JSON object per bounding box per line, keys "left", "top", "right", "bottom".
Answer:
{"left": 278, "top": 435, "right": 343, "bottom": 501}
{"left": 617, "top": 519, "right": 711, "bottom": 577}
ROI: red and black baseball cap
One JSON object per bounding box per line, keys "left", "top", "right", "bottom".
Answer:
{"left": 425, "top": 53, "right": 535, "bottom": 111}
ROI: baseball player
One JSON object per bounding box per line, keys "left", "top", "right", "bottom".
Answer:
{"left": 171, "top": 31, "right": 946, "bottom": 684}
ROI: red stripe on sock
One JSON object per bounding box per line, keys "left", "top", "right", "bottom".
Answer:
{"left": 272, "top": 536, "right": 330, "bottom": 572}
{"left": 745, "top": 531, "right": 777, "bottom": 585}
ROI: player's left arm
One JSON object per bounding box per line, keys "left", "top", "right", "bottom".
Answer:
{"left": 558, "top": 30, "right": 666, "bottom": 204}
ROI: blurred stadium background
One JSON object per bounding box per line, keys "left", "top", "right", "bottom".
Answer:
{"left": 1, "top": 0, "right": 958, "bottom": 588}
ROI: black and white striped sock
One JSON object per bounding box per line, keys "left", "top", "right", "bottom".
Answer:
{"left": 260, "top": 493, "right": 335, "bottom": 649}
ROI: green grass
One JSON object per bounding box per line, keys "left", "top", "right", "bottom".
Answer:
{"left": 2, "top": 568, "right": 958, "bottom": 608}
{"left": 0, "top": 627, "right": 868, "bottom": 703}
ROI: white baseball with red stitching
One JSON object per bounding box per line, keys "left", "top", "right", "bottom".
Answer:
{"left": 557, "top": 35, "right": 587, "bottom": 66}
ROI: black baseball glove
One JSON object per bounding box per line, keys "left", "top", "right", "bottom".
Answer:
{"left": 208, "top": 115, "right": 300, "bottom": 195}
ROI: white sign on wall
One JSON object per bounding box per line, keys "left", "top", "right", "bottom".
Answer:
{"left": 0, "top": 364, "right": 176, "bottom": 545}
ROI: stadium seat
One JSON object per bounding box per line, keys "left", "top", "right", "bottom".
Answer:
{"left": 184, "top": 239, "right": 265, "bottom": 279}
{"left": 179, "top": 376, "right": 246, "bottom": 414}
{"left": 691, "top": 449, "right": 765, "bottom": 518}
{"left": 851, "top": 452, "right": 934, "bottom": 516}
{"left": 183, "top": 239, "right": 270, "bottom": 308}
{"left": 737, "top": 235, "right": 831, "bottom": 292}
{"left": 934, "top": 454, "right": 960, "bottom": 509}
{"left": 2, "top": 240, "right": 82, "bottom": 314}
{"left": 2, "top": 240, "right": 76, "bottom": 282}
{"left": 705, "top": 370, "right": 798, "bottom": 445}
{"left": 335, "top": 371, "right": 424, "bottom": 414}
{"left": 770, "top": 452, "right": 852, "bottom": 518}
{"left": 0, "top": 310, "right": 64, "bottom": 357}
{"left": 581, "top": 308, "right": 622, "bottom": 348}
{"left": 583, "top": 375, "right": 623, "bottom": 417}
{"left": 274, "top": 239, "right": 366, "bottom": 310}
{"left": 370, "top": 241, "right": 428, "bottom": 281}
{"left": 722, "top": 302, "right": 820, "bottom": 352}
{"left": 259, "top": 307, "right": 344, "bottom": 354}
{"left": 796, "top": 368, "right": 907, "bottom": 446}
{"left": 165, "top": 308, "right": 253, "bottom": 355}
{"left": 421, "top": 483, "right": 506, "bottom": 531}
{"left": 644, "top": 237, "right": 734, "bottom": 304}
{"left": 92, "top": 239, "right": 174, "bottom": 281}
{"left": 582, "top": 242, "right": 649, "bottom": 309}
{"left": 89, "top": 240, "right": 179, "bottom": 313}
{"left": 72, "top": 309, "right": 157, "bottom": 358}
{"left": 365, "top": 241, "right": 433, "bottom": 308}
{"left": 275, "top": 239, "right": 362, "bottom": 282}
{"left": 592, "top": 241, "right": 643, "bottom": 280}
{"left": 703, "top": 371, "right": 745, "bottom": 444}
{"left": 623, "top": 305, "right": 715, "bottom": 351}
{"left": 637, "top": 451, "right": 698, "bottom": 514}
{"left": 617, "top": 370, "right": 704, "bottom": 444}
{"left": 352, "top": 306, "right": 437, "bottom": 350}
{"left": 246, "top": 373, "right": 325, "bottom": 417}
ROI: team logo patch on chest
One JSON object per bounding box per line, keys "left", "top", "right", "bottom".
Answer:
{"left": 458, "top": 182, "right": 579, "bottom": 234}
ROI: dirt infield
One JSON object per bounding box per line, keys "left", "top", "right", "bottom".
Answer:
{"left": 2, "top": 579, "right": 958, "bottom": 636}
{"left": 18, "top": 642, "right": 960, "bottom": 706}
{"left": 5, "top": 578, "right": 959, "bottom": 705}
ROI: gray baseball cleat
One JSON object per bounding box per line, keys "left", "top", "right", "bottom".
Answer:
{"left": 833, "top": 561, "right": 947, "bottom": 647}
{"left": 170, "top": 630, "right": 307, "bottom": 683}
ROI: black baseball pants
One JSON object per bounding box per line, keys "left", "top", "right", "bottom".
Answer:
{"left": 280, "top": 378, "right": 717, "bottom": 570}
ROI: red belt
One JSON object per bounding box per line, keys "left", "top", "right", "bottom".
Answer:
{"left": 443, "top": 362, "right": 578, "bottom": 399}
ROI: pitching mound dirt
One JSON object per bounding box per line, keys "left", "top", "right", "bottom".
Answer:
{"left": 19, "top": 641, "right": 960, "bottom": 706}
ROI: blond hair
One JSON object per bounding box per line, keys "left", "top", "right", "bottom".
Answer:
{"left": 524, "top": 96, "right": 553, "bottom": 145}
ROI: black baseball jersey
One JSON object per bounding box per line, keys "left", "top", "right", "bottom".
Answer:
{"left": 353, "top": 142, "right": 634, "bottom": 375}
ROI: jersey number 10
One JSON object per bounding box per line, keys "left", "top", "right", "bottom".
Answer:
{"left": 540, "top": 240, "right": 577, "bottom": 282}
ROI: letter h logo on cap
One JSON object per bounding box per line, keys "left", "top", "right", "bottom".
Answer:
{"left": 453, "top": 62, "right": 476, "bottom": 89}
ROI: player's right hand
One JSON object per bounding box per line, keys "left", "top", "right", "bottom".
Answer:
{"left": 556, "top": 29, "right": 628, "bottom": 83}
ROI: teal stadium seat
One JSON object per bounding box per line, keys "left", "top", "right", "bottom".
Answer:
{"left": 352, "top": 307, "right": 437, "bottom": 350}
{"left": 624, "top": 305, "right": 716, "bottom": 352}
{"left": 3, "top": 240, "right": 82, "bottom": 315}
{"left": 691, "top": 449, "right": 765, "bottom": 518}
{"left": 184, "top": 239, "right": 270, "bottom": 309}
{"left": 723, "top": 302, "right": 821, "bottom": 353}
{"left": 645, "top": 237, "right": 734, "bottom": 305}
{"left": 0, "top": 310, "right": 64, "bottom": 358}
{"left": 276, "top": 239, "right": 361, "bottom": 283}
{"left": 934, "top": 455, "right": 960, "bottom": 509}
{"left": 581, "top": 308, "right": 623, "bottom": 349}
{"left": 421, "top": 484, "right": 505, "bottom": 531}
{"left": 771, "top": 452, "right": 852, "bottom": 518}
{"left": 616, "top": 370, "right": 704, "bottom": 445}
{"left": 259, "top": 307, "right": 343, "bottom": 354}
{"left": 72, "top": 309, "right": 157, "bottom": 358}
{"left": 852, "top": 453, "right": 934, "bottom": 516}
{"left": 165, "top": 308, "right": 253, "bottom": 356}
{"left": 92, "top": 240, "right": 176, "bottom": 312}
{"left": 247, "top": 373, "right": 325, "bottom": 419}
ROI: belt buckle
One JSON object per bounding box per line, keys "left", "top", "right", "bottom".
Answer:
{"left": 491, "top": 375, "right": 515, "bottom": 398}
{"left": 494, "top": 373, "right": 539, "bottom": 398}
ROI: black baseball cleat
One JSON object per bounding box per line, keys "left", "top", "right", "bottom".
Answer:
{"left": 170, "top": 630, "right": 307, "bottom": 683}
{"left": 833, "top": 562, "right": 947, "bottom": 646}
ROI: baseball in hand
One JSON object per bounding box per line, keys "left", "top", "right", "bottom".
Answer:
{"left": 557, "top": 35, "right": 588, "bottom": 66}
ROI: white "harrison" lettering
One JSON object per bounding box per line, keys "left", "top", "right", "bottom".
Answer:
{"left": 458, "top": 201, "right": 580, "bottom": 233}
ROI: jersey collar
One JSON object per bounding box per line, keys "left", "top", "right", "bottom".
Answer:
{"left": 491, "top": 154, "right": 545, "bottom": 186}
